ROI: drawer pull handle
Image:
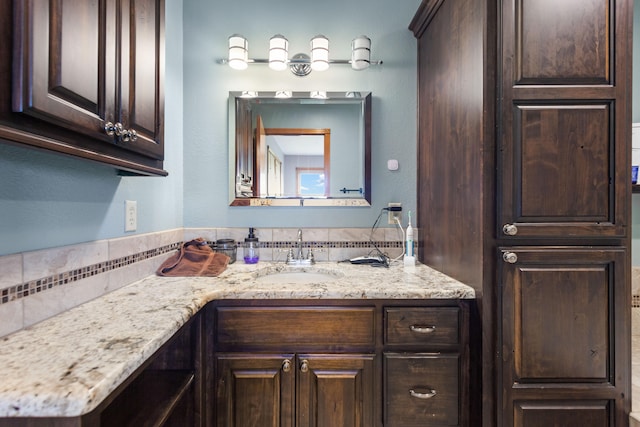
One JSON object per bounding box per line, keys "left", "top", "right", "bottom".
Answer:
{"left": 300, "top": 359, "right": 309, "bottom": 373}
{"left": 409, "top": 389, "right": 437, "bottom": 399}
{"left": 282, "top": 359, "right": 291, "bottom": 373}
{"left": 410, "top": 325, "right": 436, "bottom": 334}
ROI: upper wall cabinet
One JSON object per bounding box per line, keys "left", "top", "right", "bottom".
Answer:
{"left": 0, "top": 0, "right": 166, "bottom": 176}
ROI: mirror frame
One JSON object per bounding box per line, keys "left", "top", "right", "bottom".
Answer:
{"left": 228, "top": 91, "right": 372, "bottom": 207}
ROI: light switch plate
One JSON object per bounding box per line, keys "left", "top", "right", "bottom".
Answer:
{"left": 125, "top": 200, "right": 137, "bottom": 232}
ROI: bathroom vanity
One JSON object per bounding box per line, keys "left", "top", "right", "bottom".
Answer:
{"left": 0, "top": 262, "right": 475, "bottom": 426}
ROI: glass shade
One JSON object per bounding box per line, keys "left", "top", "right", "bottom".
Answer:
{"left": 310, "top": 35, "right": 329, "bottom": 71}
{"left": 228, "top": 34, "right": 248, "bottom": 70}
{"left": 269, "top": 34, "right": 289, "bottom": 71}
{"left": 351, "top": 36, "right": 371, "bottom": 70}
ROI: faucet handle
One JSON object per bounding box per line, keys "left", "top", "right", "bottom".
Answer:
{"left": 286, "top": 248, "right": 295, "bottom": 263}
{"left": 307, "top": 248, "right": 315, "bottom": 264}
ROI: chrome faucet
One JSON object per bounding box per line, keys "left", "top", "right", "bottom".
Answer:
{"left": 287, "top": 229, "right": 315, "bottom": 265}
{"left": 296, "top": 229, "right": 304, "bottom": 260}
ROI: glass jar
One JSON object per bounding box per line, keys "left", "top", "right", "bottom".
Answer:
{"left": 212, "top": 239, "right": 237, "bottom": 264}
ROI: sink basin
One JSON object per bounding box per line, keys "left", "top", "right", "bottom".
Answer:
{"left": 255, "top": 269, "right": 342, "bottom": 284}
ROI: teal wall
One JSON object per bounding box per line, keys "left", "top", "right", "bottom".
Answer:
{"left": 0, "top": 0, "right": 185, "bottom": 256}
{"left": 182, "top": 0, "right": 419, "bottom": 229}
{"left": 0, "top": 0, "right": 419, "bottom": 256}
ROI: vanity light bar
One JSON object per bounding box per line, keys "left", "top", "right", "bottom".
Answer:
{"left": 220, "top": 34, "right": 383, "bottom": 77}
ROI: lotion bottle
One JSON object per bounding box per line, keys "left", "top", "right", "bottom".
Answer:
{"left": 243, "top": 228, "right": 260, "bottom": 264}
{"left": 404, "top": 211, "right": 416, "bottom": 266}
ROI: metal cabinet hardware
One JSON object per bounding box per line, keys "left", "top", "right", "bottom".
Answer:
{"left": 409, "top": 389, "right": 437, "bottom": 399}
{"left": 300, "top": 359, "right": 309, "bottom": 373}
{"left": 282, "top": 359, "right": 291, "bottom": 373}
{"left": 104, "top": 122, "right": 138, "bottom": 142}
{"left": 409, "top": 325, "right": 436, "bottom": 334}
{"left": 502, "top": 252, "right": 518, "bottom": 264}
{"left": 502, "top": 224, "right": 518, "bottom": 236}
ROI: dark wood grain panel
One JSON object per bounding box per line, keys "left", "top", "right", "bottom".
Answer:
{"left": 385, "top": 307, "right": 459, "bottom": 346}
{"left": 518, "top": 104, "right": 610, "bottom": 220}
{"left": 384, "top": 353, "right": 460, "bottom": 427}
{"left": 297, "top": 354, "right": 375, "bottom": 427}
{"left": 215, "top": 354, "right": 295, "bottom": 427}
{"left": 215, "top": 306, "right": 376, "bottom": 349}
{"left": 513, "top": 400, "right": 611, "bottom": 427}
{"left": 516, "top": 0, "right": 610, "bottom": 84}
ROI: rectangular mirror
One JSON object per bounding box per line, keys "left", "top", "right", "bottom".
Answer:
{"left": 228, "top": 91, "right": 371, "bottom": 207}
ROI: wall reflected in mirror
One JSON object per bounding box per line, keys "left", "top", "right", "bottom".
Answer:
{"left": 228, "top": 91, "right": 371, "bottom": 207}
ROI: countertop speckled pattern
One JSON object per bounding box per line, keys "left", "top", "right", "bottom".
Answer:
{"left": 0, "top": 262, "right": 474, "bottom": 418}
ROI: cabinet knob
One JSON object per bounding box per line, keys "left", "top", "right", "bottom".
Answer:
{"left": 409, "top": 325, "right": 436, "bottom": 334}
{"left": 121, "top": 128, "right": 138, "bottom": 142}
{"left": 502, "top": 223, "right": 518, "bottom": 236}
{"left": 282, "top": 359, "right": 291, "bottom": 373}
{"left": 409, "top": 389, "right": 437, "bottom": 400}
{"left": 104, "top": 121, "right": 124, "bottom": 136}
{"left": 300, "top": 359, "right": 309, "bottom": 373}
{"left": 502, "top": 251, "right": 518, "bottom": 264}
{"left": 104, "top": 122, "right": 137, "bottom": 142}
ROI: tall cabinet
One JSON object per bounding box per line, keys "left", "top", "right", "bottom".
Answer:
{"left": 410, "top": 0, "right": 632, "bottom": 426}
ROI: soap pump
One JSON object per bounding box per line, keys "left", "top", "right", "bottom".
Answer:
{"left": 243, "top": 227, "right": 260, "bottom": 264}
{"left": 404, "top": 211, "right": 416, "bottom": 267}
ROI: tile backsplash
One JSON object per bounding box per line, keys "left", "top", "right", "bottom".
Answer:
{"left": 0, "top": 227, "right": 407, "bottom": 338}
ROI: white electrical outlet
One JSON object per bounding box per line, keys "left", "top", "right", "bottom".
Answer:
{"left": 388, "top": 202, "right": 402, "bottom": 224}
{"left": 125, "top": 200, "right": 137, "bottom": 232}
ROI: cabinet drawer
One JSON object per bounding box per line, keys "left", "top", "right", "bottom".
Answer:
{"left": 215, "top": 306, "right": 376, "bottom": 348}
{"left": 385, "top": 307, "right": 459, "bottom": 346}
{"left": 384, "top": 353, "right": 460, "bottom": 427}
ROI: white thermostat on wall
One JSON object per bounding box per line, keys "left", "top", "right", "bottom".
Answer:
{"left": 387, "top": 159, "right": 399, "bottom": 171}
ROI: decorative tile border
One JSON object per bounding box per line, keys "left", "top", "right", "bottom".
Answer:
{"left": 633, "top": 295, "right": 640, "bottom": 308}
{"left": 0, "top": 240, "right": 403, "bottom": 306}
{"left": 0, "top": 243, "right": 181, "bottom": 305}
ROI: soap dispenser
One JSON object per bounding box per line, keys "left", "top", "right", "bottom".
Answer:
{"left": 243, "top": 227, "right": 260, "bottom": 264}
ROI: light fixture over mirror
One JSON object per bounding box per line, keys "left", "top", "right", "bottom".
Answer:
{"left": 228, "top": 91, "right": 372, "bottom": 207}
{"left": 220, "top": 34, "right": 382, "bottom": 77}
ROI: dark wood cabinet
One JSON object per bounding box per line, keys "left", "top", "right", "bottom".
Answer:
{"left": 208, "top": 300, "right": 470, "bottom": 427}
{"left": 410, "top": 0, "right": 632, "bottom": 426}
{"left": 210, "top": 303, "right": 377, "bottom": 427}
{"left": 500, "top": 247, "right": 628, "bottom": 426}
{"left": 215, "top": 353, "right": 375, "bottom": 427}
{"left": 383, "top": 306, "right": 467, "bottom": 427}
{"left": 0, "top": 0, "right": 166, "bottom": 176}
{"left": 215, "top": 354, "right": 295, "bottom": 427}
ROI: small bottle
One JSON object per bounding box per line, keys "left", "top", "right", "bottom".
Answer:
{"left": 404, "top": 211, "right": 416, "bottom": 266}
{"left": 244, "top": 227, "right": 260, "bottom": 264}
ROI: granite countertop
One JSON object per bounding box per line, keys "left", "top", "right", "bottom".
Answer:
{"left": 0, "top": 261, "right": 474, "bottom": 418}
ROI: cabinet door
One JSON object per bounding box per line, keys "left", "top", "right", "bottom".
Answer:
{"left": 498, "top": 0, "right": 630, "bottom": 239}
{"left": 296, "top": 354, "right": 376, "bottom": 427}
{"left": 12, "top": 0, "right": 116, "bottom": 141}
{"left": 119, "top": 0, "right": 164, "bottom": 160}
{"left": 215, "top": 354, "right": 295, "bottom": 427}
{"left": 500, "top": 247, "right": 629, "bottom": 426}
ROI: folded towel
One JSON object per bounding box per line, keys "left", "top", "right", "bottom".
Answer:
{"left": 157, "top": 238, "right": 230, "bottom": 277}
